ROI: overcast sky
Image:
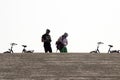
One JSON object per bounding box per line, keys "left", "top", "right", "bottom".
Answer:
{"left": 0, "top": 0, "right": 120, "bottom": 53}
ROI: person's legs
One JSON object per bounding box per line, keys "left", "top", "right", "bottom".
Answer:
{"left": 44, "top": 46, "right": 52, "bottom": 53}
{"left": 44, "top": 46, "right": 48, "bottom": 53}
{"left": 48, "top": 46, "right": 52, "bottom": 53}
{"left": 60, "top": 47, "right": 67, "bottom": 53}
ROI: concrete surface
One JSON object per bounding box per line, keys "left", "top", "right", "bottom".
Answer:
{"left": 0, "top": 53, "right": 120, "bottom": 80}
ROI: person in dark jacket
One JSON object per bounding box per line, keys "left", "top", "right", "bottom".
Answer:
{"left": 41, "top": 29, "right": 52, "bottom": 53}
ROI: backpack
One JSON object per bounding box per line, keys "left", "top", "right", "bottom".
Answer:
{"left": 56, "top": 41, "right": 64, "bottom": 50}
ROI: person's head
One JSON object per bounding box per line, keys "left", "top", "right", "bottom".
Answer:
{"left": 46, "top": 29, "right": 50, "bottom": 34}
{"left": 63, "top": 32, "right": 68, "bottom": 38}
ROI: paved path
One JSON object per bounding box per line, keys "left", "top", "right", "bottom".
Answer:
{"left": 0, "top": 53, "right": 120, "bottom": 80}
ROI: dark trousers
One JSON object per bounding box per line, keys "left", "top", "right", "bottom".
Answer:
{"left": 44, "top": 45, "right": 52, "bottom": 53}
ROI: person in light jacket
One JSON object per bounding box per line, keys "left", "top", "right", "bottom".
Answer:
{"left": 56, "top": 32, "right": 68, "bottom": 53}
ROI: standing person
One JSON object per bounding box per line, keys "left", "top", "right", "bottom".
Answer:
{"left": 56, "top": 33, "right": 68, "bottom": 53}
{"left": 41, "top": 29, "right": 52, "bottom": 53}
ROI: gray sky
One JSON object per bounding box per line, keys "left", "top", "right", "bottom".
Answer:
{"left": 0, "top": 0, "right": 120, "bottom": 53}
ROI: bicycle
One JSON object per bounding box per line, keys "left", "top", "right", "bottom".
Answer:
{"left": 90, "top": 42, "right": 104, "bottom": 53}
{"left": 4, "top": 43, "right": 17, "bottom": 53}
{"left": 108, "top": 45, "right": 120, "bottom": 53}
{"left": 22, "top": 45, "right": 34, "bottom": 53}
